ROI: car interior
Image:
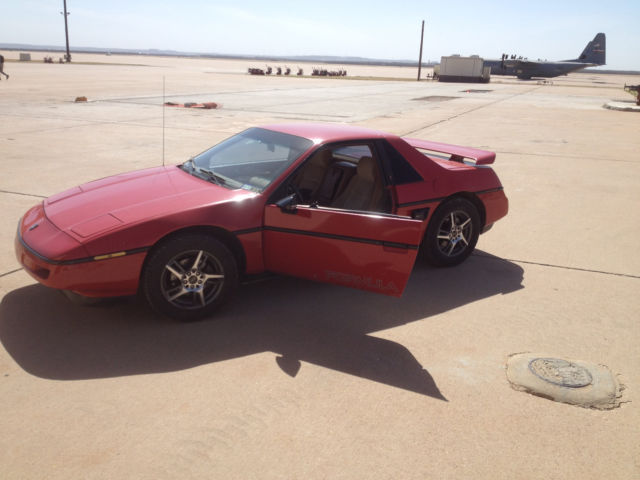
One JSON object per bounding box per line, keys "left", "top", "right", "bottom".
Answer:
{"left": 290, "top": 145, "right": 391, "bottom": 213}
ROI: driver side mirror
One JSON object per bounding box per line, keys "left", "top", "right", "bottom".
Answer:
{"left": 276, "top": 194, "right": 298, "bottom": 214}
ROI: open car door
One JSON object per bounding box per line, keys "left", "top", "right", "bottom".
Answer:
{"left": 263, "top": 200, "right": 426, "bottom": 297}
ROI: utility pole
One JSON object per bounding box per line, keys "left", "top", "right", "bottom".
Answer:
{"left": 417, "top": 20, "right": 425, "bottom": 81}
{"left": 61, "top": 0, "right": 71, "bottom": 62}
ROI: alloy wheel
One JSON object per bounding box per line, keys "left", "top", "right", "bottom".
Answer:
{"left": 160, "top": 249, "right": 225, "bottom": 310}
{"left": 436, "top": 210, "right": 473, "bottom": 258}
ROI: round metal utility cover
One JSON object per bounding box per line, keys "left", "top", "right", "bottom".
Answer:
{"left": 506, "top": 353, "right": 623, "bottom": 410}
{"left": 528, "top": 358, "right": 593, "bottom": 388}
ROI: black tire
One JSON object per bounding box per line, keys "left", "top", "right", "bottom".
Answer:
{"left": 141, "top": 234, "right": 238, "bottom": 321}
{"left": 423, "top": 198, "right": 480, "bottom": 267}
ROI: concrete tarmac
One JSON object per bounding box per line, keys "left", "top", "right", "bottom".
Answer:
{"left": 1, "top": 52, "right": 639, "bottom": 479}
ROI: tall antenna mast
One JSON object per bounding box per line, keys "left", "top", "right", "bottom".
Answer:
{"left": 162, "top": 76, "right": 166, "bottom": 166}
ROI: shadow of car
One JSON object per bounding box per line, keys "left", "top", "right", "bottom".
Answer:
{"left": 0, "top": 252, "right": 523, "bottom": 399}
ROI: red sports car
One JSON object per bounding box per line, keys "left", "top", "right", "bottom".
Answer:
{"left": 15, "top": 123, "right": 508, "bottom": 320}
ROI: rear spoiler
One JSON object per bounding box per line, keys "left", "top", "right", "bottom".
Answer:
{"left": 404, "top": 137, "right": 496, "bottom": 165}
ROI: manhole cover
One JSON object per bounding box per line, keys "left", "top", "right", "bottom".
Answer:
{"left": 528, "top": 358, "right": 593, "bottom": 388}
{"left": 506, "top": 353, "right": 623, "bottom": 410}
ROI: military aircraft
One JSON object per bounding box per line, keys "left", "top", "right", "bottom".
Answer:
{"left": 485, "top": 33, "right": 606, "bottom": 80}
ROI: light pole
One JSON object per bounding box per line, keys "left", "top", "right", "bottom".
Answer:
{"left": 61, "top": 0, "right": 71, "bottom": 62}
{"left": 417, "top": 20, "right": 425, "bottom": 81}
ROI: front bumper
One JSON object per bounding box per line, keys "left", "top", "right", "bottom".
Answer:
{"left": 15, "top": 222, "right": 147, "bottom": 298}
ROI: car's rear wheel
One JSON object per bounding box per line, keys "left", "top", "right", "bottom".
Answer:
{"left": 423, "top": 198, "right": 480, "bottom": 267}
{"left": 142, "top": 234, "right": 238, "bottom": 321}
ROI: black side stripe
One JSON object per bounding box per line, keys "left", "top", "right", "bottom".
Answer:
{"left": 397, "top": 187, "right": 503, "bottom": 208}
{"left": 475, "top": 187, "right": 504, "bottom": 195}
{"left": 233, "top": 227, "right": 263, "bottom": 236}
{"left": 19, "top": 232, "right": 149, "bottom": 266}
{"left": 263, "top": 226, "right": 418, "bottom": 250}
{"left": 398, "top": 196, "right": 447, "bottom": 208}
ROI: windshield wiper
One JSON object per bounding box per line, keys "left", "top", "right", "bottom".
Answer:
{"left": 197, "top": 167, "right": 226, "bottom": 187}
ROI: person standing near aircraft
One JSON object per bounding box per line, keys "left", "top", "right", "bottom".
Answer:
{"left": 0, "top": 54, "right": 9, "bottom": 80}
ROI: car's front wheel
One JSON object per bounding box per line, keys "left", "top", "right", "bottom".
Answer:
{"left": 423, "top": 198, "right": 480, "bottom": 267}
{"left": 142, "top": 234, "right": 238, "bottom": 321}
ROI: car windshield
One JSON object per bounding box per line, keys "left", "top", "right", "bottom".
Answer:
{"left": 182, "top": 127, "right": 313, "bottom": 193}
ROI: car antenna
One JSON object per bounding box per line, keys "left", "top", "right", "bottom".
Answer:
{"left": 162, "top": 76, "right": 166, "bottom": 166}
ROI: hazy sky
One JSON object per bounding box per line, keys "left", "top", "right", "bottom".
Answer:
{"left": 3, "top": 0, "right": 639, "bottom": 70}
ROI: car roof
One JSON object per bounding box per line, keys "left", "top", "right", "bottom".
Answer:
{"left": 260, "top": 123, "right": 393, "bottom": 144}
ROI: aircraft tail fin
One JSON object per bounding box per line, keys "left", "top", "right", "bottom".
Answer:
{"left": 571, "top": 33, "right": 606, "bottom": 65}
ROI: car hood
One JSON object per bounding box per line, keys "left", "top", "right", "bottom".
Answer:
{"left": 44, "top": 166, "right": 254, "bottom": 240}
